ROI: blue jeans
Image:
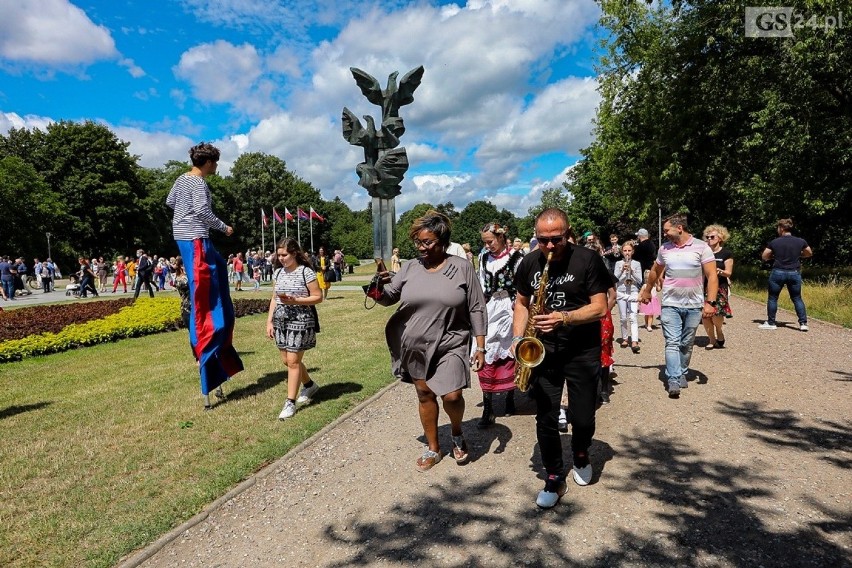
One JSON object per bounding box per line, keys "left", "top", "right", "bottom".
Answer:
{"left": 767, "top": 269, "right": 807, "bottom": 325}
{"left": 1, "top": 279, "right": 14, "bottom": 299}
{"left": 660, "top": 306, "right": 703, "bottom": 383}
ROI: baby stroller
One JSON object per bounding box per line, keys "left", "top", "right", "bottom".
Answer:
{"left": 65, "top": 273, "right": 82, "bottom": 297}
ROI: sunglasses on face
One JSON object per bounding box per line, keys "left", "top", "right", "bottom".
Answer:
{"left": 537, "top": 235, "right": 566, "bottom": 246}
{"left": 413, "top": 239, "right": 438, "bottom": 248}
{"left": 704, "top": 235, "right": 718, "bottom": 240}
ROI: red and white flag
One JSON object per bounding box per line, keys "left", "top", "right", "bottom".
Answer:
{"left": 284, "top": 208, "right": 294, "bottom": 221}
{"left": 310, "top": 207, "right": 325, "bottom": 222}
{"left": 261, "top": 208, "right": 268, "bottom": 227}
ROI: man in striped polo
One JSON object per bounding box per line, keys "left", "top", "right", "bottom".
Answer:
{"left": 640, "top": 214, "right": 718, "bottom": 397}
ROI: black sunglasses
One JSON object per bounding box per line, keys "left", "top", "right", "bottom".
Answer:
{"left": 536, "top": 235, "right": 566, "bottom": 246}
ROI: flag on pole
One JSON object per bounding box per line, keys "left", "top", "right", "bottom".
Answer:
{"left": 285, "top": 208, "right": 294, "bottom": 221}
{"left": 272, "top": 208, "right": 284, "bottom": 224}
{"left": 310, "top": 207, "right": 325, "bottom": 222}
{"left": 261, "top": 208, "right": 268, "bottom": 227}
{"left": 297, "top": 207, "right": 309, "bottom": 221}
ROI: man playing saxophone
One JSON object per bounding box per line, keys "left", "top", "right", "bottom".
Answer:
{"left": 511, "top": 208, "right": 611, "bottom": 509}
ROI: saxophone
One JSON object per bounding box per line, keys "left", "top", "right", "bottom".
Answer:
{"left": 514, "top": 252, "right": 553, "bottom": 392}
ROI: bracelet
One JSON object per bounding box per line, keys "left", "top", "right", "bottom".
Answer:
{"left": 561, "top": 311, "right": 572, "bottom": 326}
{"left": 512, "top": 336, "right": 524, "bottom": 343}
{"left": 475, "top": 347, "right": 486, "bottom": 353}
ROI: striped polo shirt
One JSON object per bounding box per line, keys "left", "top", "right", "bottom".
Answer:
{"left": 656, "top": 236, "right": 715, "bottom": 308}
{"left": 166, "top": 173, "right": 228, "bottom": 240}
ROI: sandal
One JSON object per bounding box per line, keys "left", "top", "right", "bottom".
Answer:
{"left": 620, "top": 340, "right": 629, "bottom": 348}
{"left": 716, "top": 339, "right": 725, "bottom": 348}
{"left": 631, "top": 342, "right": 640, "bottom": 354}
{"left": 451, "top": 435, "right": 470, "bottom": 465}
{"left": 416, "top": 448, "right": 442, "bottom": 472}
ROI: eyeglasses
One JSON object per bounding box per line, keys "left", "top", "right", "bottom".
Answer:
{"left": 536, "top": 235, "right": 566, "bottom": 246}
{"left": 413, "top": 238, "right": 438, "bottom": 248}
{"left": 704, "top": 235, "right": 718, "bottom": 240}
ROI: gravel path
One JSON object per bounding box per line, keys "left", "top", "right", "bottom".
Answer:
{"left": 120, "top": 296, "right": 851, "bottom": 568}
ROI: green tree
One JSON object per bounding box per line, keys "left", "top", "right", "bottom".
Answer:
{"left": 0, "top": 156, "right": 67, "bottom": 258}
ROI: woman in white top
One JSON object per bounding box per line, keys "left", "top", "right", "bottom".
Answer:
{"left": 267, "top": 238, "right": 324, "bottom": 420}
{"left": 614, "top": 241, "right": 644, "bottom": 353}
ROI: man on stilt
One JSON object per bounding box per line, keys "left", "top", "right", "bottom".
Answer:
{"left": 167, "top": 142, "right": 244, "bottom": 409}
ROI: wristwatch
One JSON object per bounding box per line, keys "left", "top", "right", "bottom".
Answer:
{"left": 705, "top": 300, "right": 718, "bottom": 308}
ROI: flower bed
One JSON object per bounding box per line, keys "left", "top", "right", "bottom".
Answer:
{"left": 0, "top": 297, "right": 270, "bottom": 363}
{"left": 0, "top": 299, "right": 134, "bottom": 342}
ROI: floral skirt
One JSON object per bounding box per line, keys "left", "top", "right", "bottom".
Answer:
{"left": 272, "top": 304, "right": 317, "bottom": 352}
{"left": 713, "top": 287, "right": 733, "bottom": 318}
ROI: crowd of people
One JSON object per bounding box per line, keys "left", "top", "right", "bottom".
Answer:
{"left": 5, "top": 139, "right": 817, "bottom": 513}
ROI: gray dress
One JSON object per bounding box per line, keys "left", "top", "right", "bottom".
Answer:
{"left": 378, "top": 255, "right": 487, "bottom": 396}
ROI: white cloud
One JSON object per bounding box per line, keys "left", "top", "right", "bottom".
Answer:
{"left": 112, "top": 126, "right": 196, "bottom": 169}
{"left": 0, "top": 0, "right": 117, "bottom": 66}
{"left": 173, "top": 40, "right": 280, "bottom": 118}
{"left": 0, "top": 111, "right": 54, "bottom": 133}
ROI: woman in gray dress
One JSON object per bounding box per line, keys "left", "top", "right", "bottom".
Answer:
{"left": 377, "top": 211, "right": 488, "bottom": 472}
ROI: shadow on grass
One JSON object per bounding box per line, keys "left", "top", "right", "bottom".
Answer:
{"left": 0, "top": 401, "right": 52, "bottom": 420}
{"left": 320, "top": 432, "right": 849, "bottom": 567}
{"left": 226, "top": 372, "right": 286, "bottom": 401}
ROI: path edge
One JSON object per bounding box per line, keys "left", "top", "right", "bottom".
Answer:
{"left": 115, "top": 379, "right": 403, "bottom": 568}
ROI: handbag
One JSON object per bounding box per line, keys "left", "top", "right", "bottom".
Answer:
{"left": 363, "top": 271, "right": 395, "bottom": 308}
{"left": 324, "top": 268, "right": 337, "bottom": 283}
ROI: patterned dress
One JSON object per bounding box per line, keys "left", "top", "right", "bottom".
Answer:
{"left": 272, "top": 265, "right": 318, "bottom": 352}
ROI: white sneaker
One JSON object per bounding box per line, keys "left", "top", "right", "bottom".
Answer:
{"left": 799, "top": 323, "right": 809, "bottom": 332}
{"left": 557, "top": 408, "right": 568, "bottom": 432}
{"left": 758, "top": 322, "right": 777, "bottom": 330}
{"left": 296, "top": 382, "right": 320, "bottom": 404}
{"left": 572, "top": 464, "right": 593, "bottom": 486}
{"left": 278, "top": 400, "right": 296, "bottom": 420}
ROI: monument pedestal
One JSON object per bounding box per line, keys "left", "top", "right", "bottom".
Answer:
{"left": 372, "top": 197, "right": 395, "bottom": 265}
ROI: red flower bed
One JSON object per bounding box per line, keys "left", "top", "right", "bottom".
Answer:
{"left": 0, "top": 298, "right": 270, "bottom": 343}
{"left": 0, "top": 299, "right": 134, "bottom": 342}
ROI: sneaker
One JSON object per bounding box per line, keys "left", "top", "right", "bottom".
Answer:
{"left": 799, "top": 323, "right": 809, "bottom": 332}
{"left": 679, "top": 376, "right": 688, "bottom": 389}
{"left": 278, "top": 400, "right": 297, "bottom": 420}
{"left": 557, "top": 408, "right": 568, "bottom": 432}
{"left": 572, "top": 464, "right": 593, "bottom": 486}
{"left": 536, "top": 474, "right": 567, "bottom": 509}
{"left": 759, "top": 321, "right": 777, "bottom": 330}
{"left": 667, "top": 379, "right": 681, "bottom": 397}
{"left": 296, "top": 382, "right": 319, "bottom": 404}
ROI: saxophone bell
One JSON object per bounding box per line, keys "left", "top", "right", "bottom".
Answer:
{"left": 514, "top": 252, "right": 553, "bottom": 392}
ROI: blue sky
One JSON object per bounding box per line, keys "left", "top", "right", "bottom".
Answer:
{"left": 0, "top": 0, "right": 603, "bottom": 216}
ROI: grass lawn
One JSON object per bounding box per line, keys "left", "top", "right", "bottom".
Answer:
{"left": 0, "top": 290, "right": 393, "bottom": 568}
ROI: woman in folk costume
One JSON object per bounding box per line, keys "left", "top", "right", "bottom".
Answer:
{"left": 476, "top": 222, "right": 525, "bottom": 427}
{"left": 166, "top": 142, "right": 243, "bottom": 409}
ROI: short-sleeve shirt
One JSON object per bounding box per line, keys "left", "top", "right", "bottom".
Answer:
{"left": 514, "top": 246, "right": 612, "bottom": 362}
{"left": 633, "top": 239, "right": 657, "bottom": 273}
{"left": 273, "top": 265, "right": 317, "bottom": 306}
{"left": 713, "top": 248, "right": 733, "bottom": 291}
{"left": 656, "top": 236, "right": 715, "bottom": 308}
{"left": 768, "top": 235, "right": 808, "bottom": 270}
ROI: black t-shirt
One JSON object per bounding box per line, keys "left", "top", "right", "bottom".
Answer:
{"left": 514, "top": 246, "right": 612, "bottom": 362}
{"left": 633, "top": 238, "right": 657, "bottom": 274}
{"left": 710, "top": 247, "right": 733, "bottom": 291}
{"left": 768, "top": 235, "right": 808, "bottom": 270}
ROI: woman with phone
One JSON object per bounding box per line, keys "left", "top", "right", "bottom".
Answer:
{"left": 267, "top": 238, "right": 323, "bottom": 420}
{"left": 375, "top": 210, "right": 487, "bottom": 471}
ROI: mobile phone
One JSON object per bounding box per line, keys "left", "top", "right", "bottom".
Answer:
{"left": 375, "top": 258, "right": 387, "bottom": 272}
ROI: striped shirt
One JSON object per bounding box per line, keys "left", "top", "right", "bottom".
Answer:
{"left": 656, "top": 236, "right": 715, "bottom": 308}
{"left": 166, "top": 174, "right": 227, "bottom": 240}
{"left": 273, "top": 266, "right": 317, "bottom": 305}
